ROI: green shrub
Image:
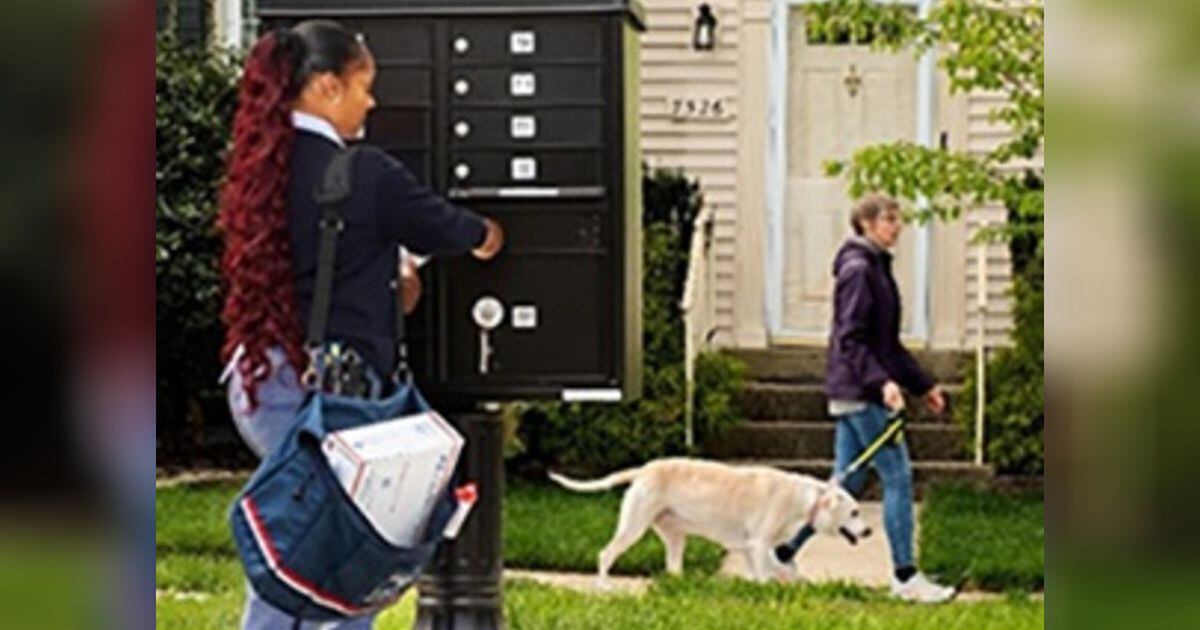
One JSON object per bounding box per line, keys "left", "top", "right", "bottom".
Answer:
{"left": 692, "top": 351, "right": 748, "bottom": 443}
{"left": 156, "top": 35, "right": 239, "bottom": 442}
{"left": 509, "top": 169, "right": 746, "bottom": 476}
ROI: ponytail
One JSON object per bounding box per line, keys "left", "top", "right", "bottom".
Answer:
{"left": 218, "top": 31, "right": 306, "bottom": 409}
{"left": 218, "top": 22, "right": 369, "bottom": 409}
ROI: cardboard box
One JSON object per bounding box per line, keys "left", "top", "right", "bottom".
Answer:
{"left": 323, "top": 411, "right": 464, "bottom": 546}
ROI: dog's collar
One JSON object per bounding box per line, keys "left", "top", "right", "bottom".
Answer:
{"left": 804, "top": 486, "right": 828, "bottom": 526}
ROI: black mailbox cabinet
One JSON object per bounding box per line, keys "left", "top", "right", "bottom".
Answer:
{"left": 258, "top": 1, "right": 646, "bottom": 403}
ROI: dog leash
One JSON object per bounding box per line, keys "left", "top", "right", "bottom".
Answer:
{"left": 833, "top": 409, "right": 907, "bottom": 485}
{"left": 775, "top": 408, "right": 907, "bottom": 563}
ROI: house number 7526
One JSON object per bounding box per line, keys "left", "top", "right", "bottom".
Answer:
{"left": 669, "top": 97, "right": 728, "bottom": 120}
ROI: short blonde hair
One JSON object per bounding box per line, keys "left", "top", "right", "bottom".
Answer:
{"left": 850, "top": 193, "right": 900, "bottom": 236}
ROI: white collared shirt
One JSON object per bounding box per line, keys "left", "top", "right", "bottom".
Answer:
{"left": 291, "top": 110, "right": 345, "bottom": 147}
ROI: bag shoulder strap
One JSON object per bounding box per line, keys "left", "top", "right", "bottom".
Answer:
{"left": 305, "top": 145, "right": 410, "bottom": 383}
{"left": 306, "top": 146, "right": 361, "bottom": 350}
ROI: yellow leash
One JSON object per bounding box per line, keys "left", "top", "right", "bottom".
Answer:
{"left": 833, "top": 409, "right": 907, "bottom": 484}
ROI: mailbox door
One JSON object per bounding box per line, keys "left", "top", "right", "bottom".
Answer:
{"left": 435, "top": 199, "right": 616, "bottom": 391}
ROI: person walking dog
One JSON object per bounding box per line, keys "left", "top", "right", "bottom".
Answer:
{"left": 775, "top": 193, "right": 955, "bottom": 603}
{"left": 217, "top": 20, "right": 503, "bottom": 629}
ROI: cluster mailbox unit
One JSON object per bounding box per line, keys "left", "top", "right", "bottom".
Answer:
{"left": 258, "top": 0, "right": 646, "bottom": 404}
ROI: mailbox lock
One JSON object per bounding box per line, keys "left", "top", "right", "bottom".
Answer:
{"left": 454, "top": 120, "right": 472, "bottom": 138}
{"left": 453, "top": 36, "right": 471, "bottom": 54}
{"left": 453, "top": 78, "right": 471, "bottom": 96}
{"left": 472, "top": 296, "right": 505, "bottom": 330}
{"left": 472, "top": 296, "right": 505, "bottom": 375}
{"left": 454, "top": 162, "right": 471, "bottom": 181}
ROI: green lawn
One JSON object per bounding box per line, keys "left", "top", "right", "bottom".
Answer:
{"left": 505, "top": 480, "right": 725, "bottom": 575}
{"left": 919, "top": 484, "right": 1044, "bottom": 591}
{"left": 156, "top": 476, "right": 1043, "bottom": 628}
{"left": 158, "top": 575, "right": 1043, "bottom": 630}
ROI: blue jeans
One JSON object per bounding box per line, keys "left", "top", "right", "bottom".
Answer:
{"left": 834, "top": 403, "right": 915, "bottom": 570}
{"left": 224, "top": 346, "right": 384, "bottom": 629}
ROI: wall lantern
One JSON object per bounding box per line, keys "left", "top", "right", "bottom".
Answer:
{"left": 693, "top": 3, "right": 717, "bottom": 51}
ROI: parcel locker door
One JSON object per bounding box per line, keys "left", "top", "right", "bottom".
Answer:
{"left": 447, "top": 19, "right": 602, "bottom": 62}
{"left": 448, "top": 107, "right": 604, "bottom": 148}
{"left": 448, "top": 66, "right": 603, "bottom": 105}
{"left": 448, "top": 150, "right": 604, "bottom": 187}
{"left": 443, "top": 255, "right": 609, "bottom": 383}
{"left": 437, "top": 201, "right": 615, "bottom": 390}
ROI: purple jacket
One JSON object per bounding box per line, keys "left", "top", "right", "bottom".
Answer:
{"left": 825, "top": 237, "right": 934, "bottom": 404}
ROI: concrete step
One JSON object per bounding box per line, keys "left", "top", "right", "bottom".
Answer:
{"left": 736, "top": 382, "right": 965, "bottom": 423}
{"left": 720, "top": 458, "right": 993, "bottom": 500}
{"left": 706, "top": 422, "right": 969, "bottom": 461}
{"left": 726, "top": 347, "right": 972, "bottom": 385}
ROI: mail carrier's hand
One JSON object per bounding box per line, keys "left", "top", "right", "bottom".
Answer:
{"left": 472, "top": 218, "right": 504, "bottom": 260}
{"left": 399, "top": 255, "right": 422, "bottom": 314}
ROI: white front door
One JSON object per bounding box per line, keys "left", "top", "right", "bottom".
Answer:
{"left": 773, "top": 6, "right": 924, "bottom": 342}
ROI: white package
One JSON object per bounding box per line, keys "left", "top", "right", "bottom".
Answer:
{"left": 322, "top": 411, "right": 464, "bottom": 547}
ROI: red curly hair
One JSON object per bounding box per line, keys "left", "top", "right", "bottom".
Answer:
{"left": 218, "top": 32, "right": 306, "bottom": 408}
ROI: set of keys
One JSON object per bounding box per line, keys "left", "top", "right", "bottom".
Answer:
{"left": 317, "top": 343, "right": 371, "bottom": 398}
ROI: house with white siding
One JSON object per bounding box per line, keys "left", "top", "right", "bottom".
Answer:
{"left": 640, "top": 0, "right": 1019, "bottom": 356}
{"left": 185, "top": 0, "right": 1026, "bottom": 482}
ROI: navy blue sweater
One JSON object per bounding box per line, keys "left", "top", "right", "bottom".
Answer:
{"left": 287, "top": 130, "right": 487, "bottom": 377}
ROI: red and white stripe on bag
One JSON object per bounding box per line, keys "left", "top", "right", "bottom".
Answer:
{"left": 443, "top": 483, "right": 478, "bottom": 539}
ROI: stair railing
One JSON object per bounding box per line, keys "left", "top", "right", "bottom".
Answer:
{"left": 974, "top": 220, "right": 989, "bottom": 466}
{"left": 682, "top": 203, "right": 717, "bottom": 450}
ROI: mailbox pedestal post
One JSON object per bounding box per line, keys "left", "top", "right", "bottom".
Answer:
{"left": 415, "top": 409, "right": 505, "bottom": 630}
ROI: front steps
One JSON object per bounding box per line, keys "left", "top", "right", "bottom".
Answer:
{"left": 709, "top": 347, "right": 992, "bottom": 499}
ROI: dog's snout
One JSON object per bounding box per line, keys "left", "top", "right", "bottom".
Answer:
{"left": 861, "top": 527, "right": 873, "bottom": 539}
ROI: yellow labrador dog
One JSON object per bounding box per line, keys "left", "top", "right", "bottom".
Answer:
{"left": 549, "top": 458, "right": 871, "bottom": 584}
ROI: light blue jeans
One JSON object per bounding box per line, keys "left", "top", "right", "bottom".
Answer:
{"left": 834, "top": 403, "right": 915, "bottom": 570}
{"left": 225, "top": 346, "right": 383, "bottom": 629}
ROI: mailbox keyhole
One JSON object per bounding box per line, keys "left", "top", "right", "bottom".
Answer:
{"left": 472, "top": 296, "right": 505, "bottom": 375}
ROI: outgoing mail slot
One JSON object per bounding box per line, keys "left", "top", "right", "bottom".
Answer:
{"left": 449, "top": 66, "right": 603, "bottom": 104}
{"left": 449, "top": 150, "right": 603, "bottom": 187}
{"left": 462, "top": 201, "right": 607, "bottom": 252}
{"left": 448, "top": 19, "right": 602, "bottom": 62}
{"left": 448, "top": 108, "right": 603, "bottom": 147}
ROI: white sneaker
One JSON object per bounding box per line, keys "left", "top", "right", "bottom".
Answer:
{"left": 890, "top": 572, "right": 956, "bottom": 603}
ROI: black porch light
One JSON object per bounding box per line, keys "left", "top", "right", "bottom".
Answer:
{"left": 693, "top": 3, "right": 717, "bottom": 51}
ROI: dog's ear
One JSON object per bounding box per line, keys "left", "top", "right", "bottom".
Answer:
{"left": 821, "top": 494, "right": 836, "bottom": 511}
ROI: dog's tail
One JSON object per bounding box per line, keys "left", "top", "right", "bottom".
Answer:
{"left": 547, "top": 467, "right": 642, "bottom": 492}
